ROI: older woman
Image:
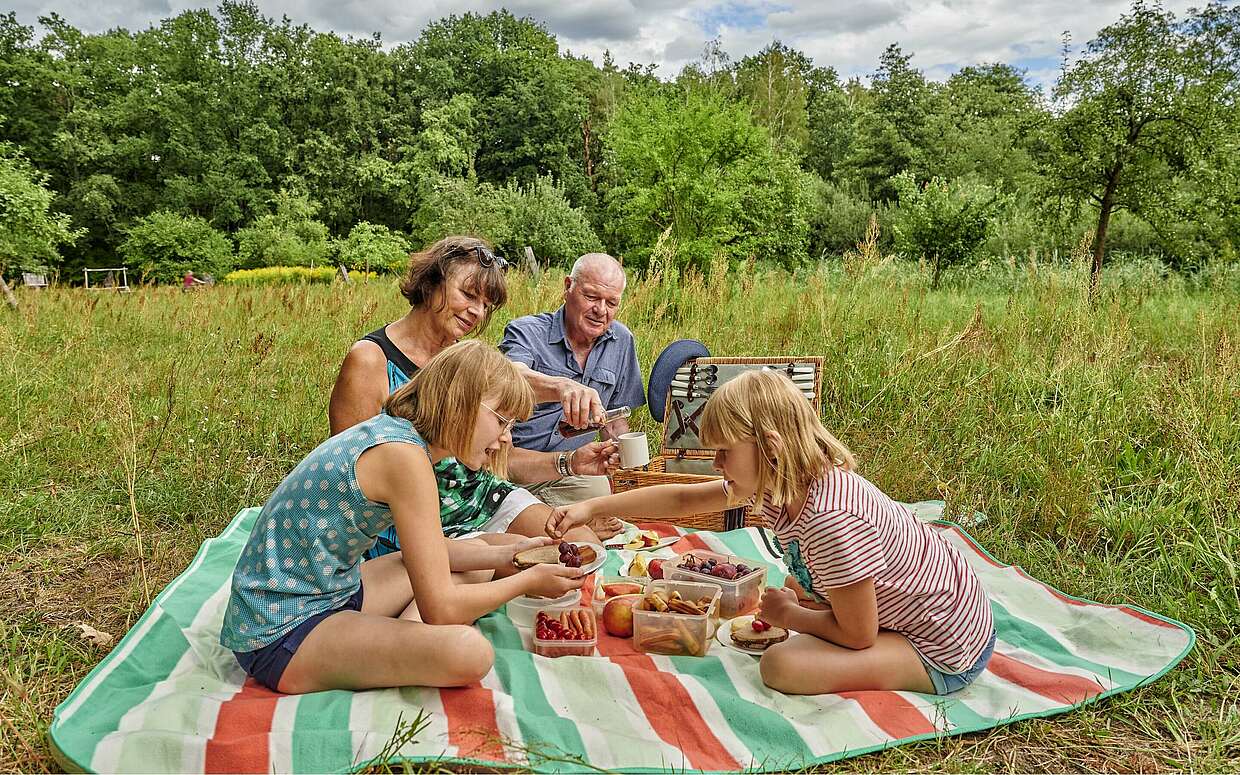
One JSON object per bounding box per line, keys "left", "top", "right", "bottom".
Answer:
{"left": 329, "top": 235, "right": 621, "bottom": 547}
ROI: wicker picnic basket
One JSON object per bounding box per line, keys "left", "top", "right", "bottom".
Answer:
{"left": 611, "top": 356, "right": 824, "bottom": 531}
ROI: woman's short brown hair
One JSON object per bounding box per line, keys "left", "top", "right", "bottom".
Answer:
{"left": 399, "top": 235, "right": 508, "bottom": 334}
{"left": 383, "top": 339, "right": 534, "bottom": 478}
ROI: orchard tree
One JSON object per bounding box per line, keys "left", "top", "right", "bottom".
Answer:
{"left": 1048, "top": 0, "right": 1237, "bottom": 296}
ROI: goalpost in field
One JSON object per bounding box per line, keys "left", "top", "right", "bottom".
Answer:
{"left": 83, "top": 267, "right": 131, "bottom": 291}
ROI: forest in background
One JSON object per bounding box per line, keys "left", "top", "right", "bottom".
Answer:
{"left": 1, "top": 0, "right": 1238, "bottom": 287}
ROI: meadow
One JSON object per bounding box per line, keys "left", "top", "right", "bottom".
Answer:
{"left": 1, "top": 260, "right": 1238, "bottom": 772}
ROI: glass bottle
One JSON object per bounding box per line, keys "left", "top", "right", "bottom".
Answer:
{"left": 557, "top": 406, "right": 632, "bottom": 438}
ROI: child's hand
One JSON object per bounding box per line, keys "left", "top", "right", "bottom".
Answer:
{"left": 545, "top": 503, "right": 593, "bottom": 539}
{"left": 522, "top": 563, "right": 586, "bottom": 598}
{"left": 758, "top": 586, "right": 800, "bottom": 630}
{"left": 507, "top": 536, "right": 555, "bottom": 565}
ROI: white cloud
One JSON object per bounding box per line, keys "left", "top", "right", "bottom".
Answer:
{"left": 14, "top": 0, "right": 1205, "bottom": 86}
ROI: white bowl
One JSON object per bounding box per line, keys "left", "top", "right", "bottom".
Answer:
{"left": 506, "top": 589, "right": 582, "bottom": 628}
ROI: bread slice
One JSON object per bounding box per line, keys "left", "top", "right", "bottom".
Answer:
{"left": 730, "top": 619, "right": 789, "bottom": 650}
{"left": 514, "top": 543, "right": 599, "bottom": 570}
{"left": 513, "top": 545, "right": 562, "bottom": 568}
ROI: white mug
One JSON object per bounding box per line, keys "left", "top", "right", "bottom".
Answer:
{"left": 618, "top": 432, "right": 650, "bottom": 468}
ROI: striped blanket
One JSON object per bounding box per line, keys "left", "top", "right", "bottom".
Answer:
{"left": 51, "top": 503, "right": 1193, "bottom": 773}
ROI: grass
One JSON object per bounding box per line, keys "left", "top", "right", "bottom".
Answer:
{"left": 2, "top": 259, "right": 1238, "bottom": 772}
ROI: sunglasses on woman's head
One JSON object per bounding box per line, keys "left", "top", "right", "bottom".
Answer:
{"left": 452, "top": 245, "right": 509, "bottom": 272}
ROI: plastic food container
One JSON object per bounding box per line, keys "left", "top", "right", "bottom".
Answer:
{"left": 507, "top": 589, "right": 581, "bottom": 629}
{"left": 664, "top": 550, "right": 767, "bottom": 619}
{"left": 591, "top": 576, "right": 648, "bottom": 617}
{"left": 632, "top": 580, "right": 721, "bottom": 657}
{"left": 531, "top": 606, "right": 598, "bottom": 658}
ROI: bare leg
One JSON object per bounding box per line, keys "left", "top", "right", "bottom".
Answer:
{"left": 504, "top": 503, "right": 603, "bottom": 544}
{"left": 758, "top": 631, "right": 936, "bottom": 695}
{"left": 277, "top": 555, "right": 494, "bottom": 693}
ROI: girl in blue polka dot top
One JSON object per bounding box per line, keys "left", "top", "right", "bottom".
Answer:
{"left": 220, "top": 340, "right": 586, "bottom": 693}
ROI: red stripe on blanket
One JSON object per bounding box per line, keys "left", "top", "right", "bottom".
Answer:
{"left": 939, "top": 525, "right": 1005, "bottom": 567}
{"left": 440, "top": 684, "right": 507, "bottom": 763}
{"left": 987, "top": 652, "right": 1105, "bottom": 704}
{"left": 610, "top": 652, "right": 741, "bottom": 771}
{"left": 838, "top": 691, "right": 936, "bottom": 738}
{"left": 204, "top": 677, "right": 279, "bottom": 773}
{"left": 671, "top": 533, "right": 712, "bottom": 554}
{"left": 634, "top": 521, "right": 682, "bottom": 538}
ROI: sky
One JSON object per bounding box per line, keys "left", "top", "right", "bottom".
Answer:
{"left": 8, "top": 0, "right": 1208, "bottom": 88}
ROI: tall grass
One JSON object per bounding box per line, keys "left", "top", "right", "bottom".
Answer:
{"left": 1, "top": 261, "right": 1237, "bottom": 771}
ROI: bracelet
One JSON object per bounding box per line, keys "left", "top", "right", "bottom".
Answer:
{"left": 556, "top": 451, "right": 572, "bottom": 478}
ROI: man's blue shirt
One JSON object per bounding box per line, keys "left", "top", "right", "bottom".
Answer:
{"left": 500, "top": 306, "right": 645, "bottom": 452}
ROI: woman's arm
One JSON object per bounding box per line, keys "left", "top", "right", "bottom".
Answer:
{"left": 328, "top": 341, "right": 390, "bottom": 436}
{"left": 759, "top": 580, "right": 878, "bottom": 650}
{"left": 357, "top": 443, "right": 583, "bottom": 624}
{"left": 546, "top": 480, "right": 730, "bottom": 538}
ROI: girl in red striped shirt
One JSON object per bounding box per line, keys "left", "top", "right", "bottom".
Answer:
{"left": 549, "top": 369, "right": 994, "bottom": 695}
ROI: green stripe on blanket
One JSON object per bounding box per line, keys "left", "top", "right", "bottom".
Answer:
{"left": 50, "top": 504, "right": 1194, "bottom": 773}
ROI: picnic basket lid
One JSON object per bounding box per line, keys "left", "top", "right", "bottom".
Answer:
{"left": 658, "top": 356, "right": 824, "bottom": 470}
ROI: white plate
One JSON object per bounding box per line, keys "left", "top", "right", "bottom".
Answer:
{"left": 714, "top": 615, "right": 792, "bottom": 655}
{"left": 572, "top": 541, "right": 607, "bottom": 575}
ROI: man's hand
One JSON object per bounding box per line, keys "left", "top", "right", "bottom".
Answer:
{"left": 546, "top": 503, "right": 594, "bottom": 539}
{"left": 757, "top": 586, "right": 801, "bottom": 631}
{"left": 569, "top": 440, "right": 619, "bottom": 476}
{"left": 557, "top": 380, "right": 605, "bottom": 429}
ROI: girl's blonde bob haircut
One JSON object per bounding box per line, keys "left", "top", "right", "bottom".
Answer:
{"left": 383, "top": 340, "right": 533, "bottom": 478}
{"left": 700, "top": 369, "right": 856, "bottom": 507}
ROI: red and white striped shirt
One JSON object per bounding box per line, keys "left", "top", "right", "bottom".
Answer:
{"left": 760, "top": 467, "right": 993, "bottom": 673}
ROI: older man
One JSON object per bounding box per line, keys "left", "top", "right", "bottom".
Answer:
{"left": 501, "top": 253, "right": 645, "bottom": 506}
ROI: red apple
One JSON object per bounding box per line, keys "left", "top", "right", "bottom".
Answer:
{"left": 601, "top": 594, "right": 643, "bottom": 638}
{"left": 648, "top": 559, "right": 665, "bottom": 580}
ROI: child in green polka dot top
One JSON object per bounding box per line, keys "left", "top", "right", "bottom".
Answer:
{"left": 221, "top": 340, "right": 585, "bottom": 693}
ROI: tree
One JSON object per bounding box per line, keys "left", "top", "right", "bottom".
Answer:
{"left": 1047, "top": 1, "right": 1237, "bottom": 296}
{"left": 0, "top": 144, "right": 79, "bottom": 306}
{"left": 891, "top": 172, "right": 1006, "bottom": 289}
{"left": 602, "top": 86, "right": 816, "bottom": 271}
{"left": 847, "top": 44, "right": 937, "bottom": 199}
{"left": 735, "top": 42, "right": 812, "bottom": 152}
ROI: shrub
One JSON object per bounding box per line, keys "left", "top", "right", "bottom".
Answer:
{"left": 891, "top": 172, "right": 1007, "bottom": 287}
{"left": 118, "top": 211, "right": 234, "bottom": 285}
{"left": 235, "top": 190, "right": 332, "bottom": 270}
{"left": 808, "top": 179, "right": 894, "bottom": 258}
{"left": 415, "top": 175, "right": 601, "bottom": 267}
{"left": 338, "top": 222, "right": 411, "bottom": 274}
{"left": 222, "top": 266, "right": 376, "bottom": 285}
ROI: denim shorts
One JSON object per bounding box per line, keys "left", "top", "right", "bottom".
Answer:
{"left": 921, "top": 629, "right": 997, "bottom": 695}
{"left": 232, "top": 585, "right": 364, "bottom": 692}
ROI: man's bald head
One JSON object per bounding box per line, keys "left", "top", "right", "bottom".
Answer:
{"left": 569, "top": 253, "right": 626, "bottom": 290}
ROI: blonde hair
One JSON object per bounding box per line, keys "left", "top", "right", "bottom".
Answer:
{"left": 700, "top": 369, "right": 856, "bottom": 507}
{"left": 383, "top": 340, "right": 533, "bottom": 477}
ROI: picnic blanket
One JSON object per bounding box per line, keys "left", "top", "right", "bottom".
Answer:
{"left": 50, "top": 502, "right": 1194, "bottom": 773}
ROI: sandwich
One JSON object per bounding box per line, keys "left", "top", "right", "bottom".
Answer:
{"left": 514, "top": 542, "right": 597, "bottom": 569}
{"left": 730, "top": 618, "right": 788, "bottom": 650}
